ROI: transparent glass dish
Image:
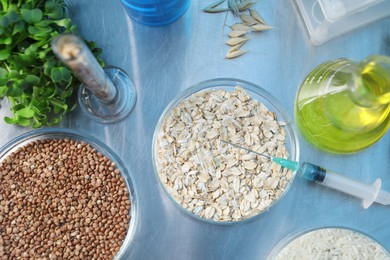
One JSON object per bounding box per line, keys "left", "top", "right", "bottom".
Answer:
{"left": 152, "top": 78, "right": 300, "bottom": 224}
{"left": 269, "top": 226, "right": 390, "bottom": 259}
{"left": 0, "top": 128, "right": 137, "bottom": 259}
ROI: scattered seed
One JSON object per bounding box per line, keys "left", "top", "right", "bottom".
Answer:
{"left": 204, "top": 6, "right": 229, "bottom": 13}
{"left": 239, "top": 13, "right": 258, "bottom": 26}
{"left": 226, "top": 48, "right": 247, "bottom": 59}
{"left": 203, "top": 0, "right": 226, "bottom": 11}
{"left": 203, "top": 0, "right": 272, "bottom": 59}
{"left": 230, "top": 23, "right": 251, "bottom": 31}
{"left": 228, "top": 30, "right": 247, "bottom": 38}
{"left": 251, "top": 24, "right": 273, "bottom": 31}
{"left": 226, "top": 37, "right": 247, "bottom": 46}
{"left": 249, "top": 9, "right": 266, "bottom": 24}
{"left": 226, "top": 44, "right": 247, "bottom": 59}
{"left": 238, "top": 0, "right": 257, "bottom": 11}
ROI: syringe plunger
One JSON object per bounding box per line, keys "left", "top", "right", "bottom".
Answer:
{"left": 297, "top": 162, "right": 390, "bottom": 208}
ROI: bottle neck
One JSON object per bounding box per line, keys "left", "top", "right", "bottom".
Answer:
{"left": 349, "top": 55, "right": 390, "bottom": 107}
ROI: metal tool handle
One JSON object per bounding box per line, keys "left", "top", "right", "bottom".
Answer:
{"left": 51, "top": 34, "right": 117, "bottom": 103}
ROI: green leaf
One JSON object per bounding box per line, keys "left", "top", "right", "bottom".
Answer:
{"left": 10, "top": 80, "right": 28, "bottom": 96}
{"left": 10, "top": 103, "right": 25, "bottom": 112}
{"left": 51, "top": 67, "right": 72, "bottom": 83}
{"left": 0, "top": 15, "right": 10, "bottom": 27}
{"left": 15, "top": 107, "right": 35, "bottom": 118}
{"left": 0, "top": 9, "right": 20, "bottom": 28}
{"left": 28, "top": 24, "right": 52, "bottom": 37}
{"left": 24, "top": 41, "right": 40, "bottom": 55}
{"left": 40, "top": 84, "right": 55, "bottom": 97}
{"left": 6, "top": 88, "right": 22, "bottom": 97}
{"left": 21, "top": 8, "right": 43, "bottom": 24}
{"left": 43, "top": 60, "right": 55, "bottom": 76}
{"left": 49, "top": 115, "right": 62, "bottom": 125}
{"left": 0, "top": 86, "right": 7, "bottom": 96}
{"left": 0, "top": 0, "right": 105, "bottom": 128}
{"left": 20, "top": 2, "right": 34, "bottom": 10}
{"left": 25, "top": 74, "right": 40, "bottom": 85}
{"left": 0, "top": 67, "right": 8, "bottom": 86}
{"left": 4, "top": 116, "right": 16, "bottom": 124}
{"left": 16, "top": 117, "right": 31, "bottom": 126}
{"left": 35, "top": 20, "right": 53, "bottom": 27}
{"left": 52, "top": 18, "right": 71, "bottom": 28}
{"left": 0, "top": 67, "right": 8, "bottom": 78}
{"left": 0, "top": 49, "right": 10, "bottom": 60}
{"left": 20, "top": 54, "right": 36, "bottom": 65}
{"left": 7, "top": 10, "right": 20, "bottom": 23}
{"left": 9, "top": 70, "right": 22, "bottom": 79}
{"left": 12, "top": 21, "right": 26, "bottom": 35}
{"left": 0, "top": 36, "right": 12, "bottom": 44}
{"left": 50, "top": 98, "right": 67, "bottom": 113}
{"left": 32, "top": 120, "right": 43, "bottom": 128}
{"left": 45, "top": 1, "right": 64, "bottom": 20}
{"left": 38, "top": 47, "right": 51, "bottom": 59}
{"left": 60, "top": 85, "right": 74, "bottom": 98}
{"left": 7, "top": 56, "right": 25, "bottom": 70}
{"left": 0, "top": 1, "right": 9, "bottom": 11}
{"left": 70, "top": 25, "right": 78, "bottom": 34}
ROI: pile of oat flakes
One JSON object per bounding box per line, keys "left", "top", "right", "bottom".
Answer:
{"left": 155, "top": 87, "right": 293, "bottom": 222}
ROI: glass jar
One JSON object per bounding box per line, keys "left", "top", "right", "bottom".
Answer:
{"left": 295, "top": 55, "right": 390, "bottom": 153}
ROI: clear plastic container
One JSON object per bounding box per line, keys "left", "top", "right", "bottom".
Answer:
{"left": 294, "top": 0, "right": 390, "bottom": 45}
{"left": 0, "top": 128, "right": 138, "bottom": 259}
{"left": 152, "top": 78, "right": 300, "bottom": 224}
{"left": 269, "top": 227, "right": 390, "bottom": 260}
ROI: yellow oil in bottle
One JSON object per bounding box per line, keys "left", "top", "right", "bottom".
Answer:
{"left": 295, "top": 56, "right": 390, "bottom": 154}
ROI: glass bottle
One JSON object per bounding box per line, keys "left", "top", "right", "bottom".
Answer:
{"left": 295, "top": 55, "right": 390, "bottom": 153}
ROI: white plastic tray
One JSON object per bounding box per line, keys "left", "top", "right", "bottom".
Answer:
{"left": 294, "top": 0, "right": 390, "bottom": 45}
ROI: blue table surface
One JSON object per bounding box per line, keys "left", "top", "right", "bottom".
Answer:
{"left": 0, "top": 0, "right": 389, "bottom": 259}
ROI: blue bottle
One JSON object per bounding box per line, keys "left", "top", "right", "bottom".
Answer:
{"left": 120, "top": 0, "right": 191, "bottom": 26}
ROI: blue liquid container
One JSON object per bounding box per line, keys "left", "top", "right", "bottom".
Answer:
{"left": 120, "top": 0, "right": 191, "bottom": 26}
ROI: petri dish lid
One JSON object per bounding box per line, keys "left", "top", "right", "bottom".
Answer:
{"left": 294, "top": 0, "right": 390, "bottom": 45}
{"left": 318, "top": 0, "right": 385, "bottom": 22}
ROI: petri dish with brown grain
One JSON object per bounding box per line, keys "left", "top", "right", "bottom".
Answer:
{"left": 0, "top": 128, "right": 137, "bottom": 259}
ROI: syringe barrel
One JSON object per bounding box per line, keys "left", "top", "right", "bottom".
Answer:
{"left": 299, "top": 162, "right": 379, "bottom": 205}
{"left": 297, "top": 162, "right": 326, "bottom": 182}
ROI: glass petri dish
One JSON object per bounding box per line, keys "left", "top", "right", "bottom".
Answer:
{"left": 0, "top": 128, "right": 137, "bottom": 259}
{"left": 152, "top": 78, "right": 299, "bottom": 224}
{"left": 269, "top": 226, "right": 390, "bottom": 260}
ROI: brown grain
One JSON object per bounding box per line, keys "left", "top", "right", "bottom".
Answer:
{"left": 0, "top": 138, "right": 132, "bottom": 260}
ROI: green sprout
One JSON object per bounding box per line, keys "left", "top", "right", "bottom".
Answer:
{"left": 0, "top": 0, "right": 103, "bottom": 128}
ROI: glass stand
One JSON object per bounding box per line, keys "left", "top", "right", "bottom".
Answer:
{"left": 79, "top": 67, "right": 136, "bottom": 123}
{"left": 51, "top": 34, "right": 136, "bottom": 124}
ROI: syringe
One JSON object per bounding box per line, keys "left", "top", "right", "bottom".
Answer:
{"left": 221, "top": 140, "right": 390, "bottom": 208}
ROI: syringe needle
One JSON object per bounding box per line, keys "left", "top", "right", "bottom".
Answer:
{"left": 220, "top": 140, "right": 272, "bottom": 159}
{"left": 220, "top": 140, "right": 299, "bottom": 171}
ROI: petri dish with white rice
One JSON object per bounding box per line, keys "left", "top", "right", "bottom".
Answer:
{"left": 270, "top": 227, "right": 390, "bottom": 260}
